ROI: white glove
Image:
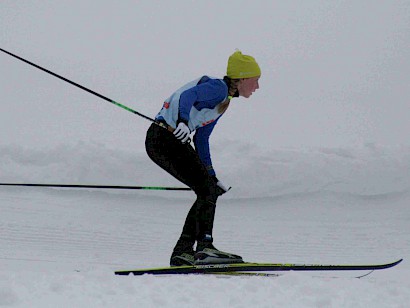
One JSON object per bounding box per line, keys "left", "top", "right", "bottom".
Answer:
{"left": 213, "top": 176, "right": 231, "bottom": 195}
{"left": 173, "top": 122, "right": 191, "bottom": 143}
{"left": 216, "top": 179, "right": 231, "bottom": 193}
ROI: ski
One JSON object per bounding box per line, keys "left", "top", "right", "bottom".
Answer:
{"left": 114, "top": 258, "right": 402, "bottom": 276}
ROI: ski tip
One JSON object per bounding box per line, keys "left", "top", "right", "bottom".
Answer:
{"left": 381, "top": 258, "right": 403, "bottom": 269}
{"left": 395, "top": 258, "right": 403, "bottom": 265}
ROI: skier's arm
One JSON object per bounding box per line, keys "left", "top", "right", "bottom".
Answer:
{"left": 193, "top": 120, "right": 218, "bottom": 176}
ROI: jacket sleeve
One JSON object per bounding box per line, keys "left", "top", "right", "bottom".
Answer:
{"left": 193, "top": 119, "right": 218, "bottom": 176}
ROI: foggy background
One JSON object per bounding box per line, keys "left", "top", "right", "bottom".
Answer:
{"left": 1, "top": 0, "right": 409, "bottom": 151}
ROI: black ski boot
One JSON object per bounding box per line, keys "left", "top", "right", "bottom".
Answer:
{"left": 194, "top": 236, "right": 243, "bottom": 265}
{"left": 170, "top": 236, "right": 195, "bottom": 266}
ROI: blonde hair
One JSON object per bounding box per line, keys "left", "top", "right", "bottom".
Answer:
{"left": 217, "top": 77, "right": 240, "bottom": 114}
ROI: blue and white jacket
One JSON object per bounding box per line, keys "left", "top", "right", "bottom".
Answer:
{"left": 155, "top": 76, "right": 228, "bottom": 176}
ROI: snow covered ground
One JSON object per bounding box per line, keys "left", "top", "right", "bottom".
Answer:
{"left": 0, "top": 143, "right": 409, "bottom": 307}
{"left": 1, "top": 1, "right": 410, "bottom": 307}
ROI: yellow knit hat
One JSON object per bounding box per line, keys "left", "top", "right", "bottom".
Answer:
{"left": 226, "top": 50, "right": 261, "bottom": 79}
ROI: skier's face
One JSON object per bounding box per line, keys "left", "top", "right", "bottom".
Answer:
{"left": 237, "top": 76, "right": 260, "bottom": 98}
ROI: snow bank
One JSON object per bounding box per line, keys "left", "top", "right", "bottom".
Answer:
{"left": 1, "top": 141, "right": 409, "bottom": 199}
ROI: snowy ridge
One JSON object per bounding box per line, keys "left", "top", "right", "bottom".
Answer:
{"left": 1, "top": 141, "right": 409, "bottom": 198}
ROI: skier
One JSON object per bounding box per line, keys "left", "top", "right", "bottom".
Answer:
{"left": 145, "top": 50, "right": 261, "bottom": 266}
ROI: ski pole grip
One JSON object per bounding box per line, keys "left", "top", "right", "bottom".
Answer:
{"left": 155, "top": 121, "right": 175, "bottom": 133}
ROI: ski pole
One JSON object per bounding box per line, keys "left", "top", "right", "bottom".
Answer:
{"left": 0, "top": 47, "right": 172, "bottom": 131}
{"left": 0, "top": 183, "right": 191, "bottom": 191}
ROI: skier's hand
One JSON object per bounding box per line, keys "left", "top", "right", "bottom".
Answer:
{"left": 173, "top": 122, "right": 191, "bottom": 143}
{"left": 213, "top": 176, "right": 231, "bottom": 196}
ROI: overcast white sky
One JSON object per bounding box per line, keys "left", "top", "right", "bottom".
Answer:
{"left": 1, "top": 0, "right": 409, "bottom": 150}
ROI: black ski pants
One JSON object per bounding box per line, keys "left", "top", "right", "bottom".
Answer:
{"left": 145, "top": 123, "right": 220, "bottom": 244}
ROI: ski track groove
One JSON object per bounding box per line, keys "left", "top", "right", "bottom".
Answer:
{"left": 1, "top": 188, "right": 408, "bottom": 267}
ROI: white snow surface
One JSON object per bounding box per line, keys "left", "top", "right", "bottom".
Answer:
{"left": 0, "top": 143, "right": 409, "bottom": 307}
{"left": 1, "top": 1, "right": 410, "bottom": 307}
